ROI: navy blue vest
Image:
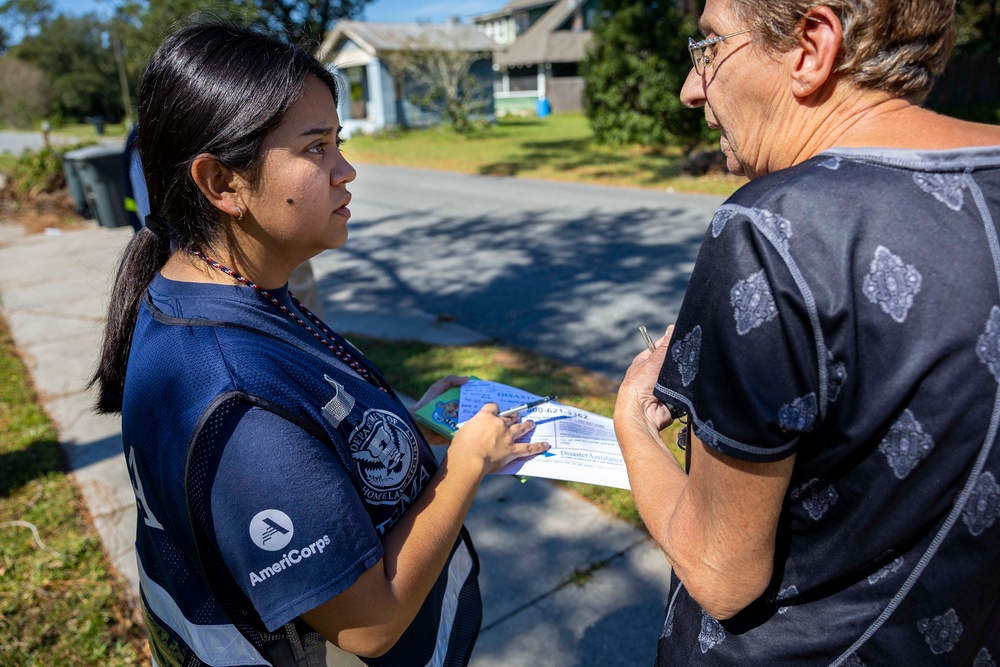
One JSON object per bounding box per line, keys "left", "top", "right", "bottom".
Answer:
{"left": 122, "top": 291, "right": 481, "bottom": 666}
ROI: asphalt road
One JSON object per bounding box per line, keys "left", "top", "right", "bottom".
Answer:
{"left": 316, "top": 163, "right": 728, "bottom": 380}
{"left": 0, "top": 129, "right": 119, "bottom": 154}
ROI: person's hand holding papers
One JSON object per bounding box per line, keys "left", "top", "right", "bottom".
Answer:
{"left": 457, "top": 380, "right": 632, "bottom": 489}
{"left": 450, "top": 403, "right": 550, "bottom": 477}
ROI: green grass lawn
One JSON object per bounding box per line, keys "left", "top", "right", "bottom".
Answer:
{"left": 50, "top": 122, "right": 129, "bottom": 141}
{"left": 0, "top": 315, "right": 149, "bottom": 667}
{"left": 345, "top": 113, "right": 746, "bottom": 196}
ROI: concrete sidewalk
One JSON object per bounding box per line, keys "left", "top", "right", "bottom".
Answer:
{"left": 0, "top": 221, "right": 672, "bottom": 666}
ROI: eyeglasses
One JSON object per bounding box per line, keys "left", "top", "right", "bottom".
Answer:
{"left": 688, "top": 29, "right": 753, "bottom": 75}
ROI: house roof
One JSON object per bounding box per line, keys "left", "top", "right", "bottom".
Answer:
{"left": 502, "top": 0, "right": 557, "bottom": 10}
{"left": 493, "top": 0, "right": 592, "bottom": 67}
{"left": 316, "top": 20, "right": 497, "bottom": 62}
{"left": 472, "top": 0, "right": 556, "bottom": 23}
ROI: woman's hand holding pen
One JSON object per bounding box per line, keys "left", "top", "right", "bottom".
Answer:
{"left": 450, "top": 404, "right": 551, "bottom": 478}
{"left": 616, "top": 326, "right": 675, "bottom": 435}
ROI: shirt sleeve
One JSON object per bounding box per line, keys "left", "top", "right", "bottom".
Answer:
{"left": 654, "top": 204, "right": 826, "bottom": 462}
{"left": 207, "top": 403, "right": 383, "bottom": 631}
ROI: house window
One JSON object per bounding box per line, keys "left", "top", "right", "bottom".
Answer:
{"left": 346, "top": 66, "right": 368, "bottom": 120}
{"left": 514, "top": 12, "right": 531, "bottom": 34}
{"left": 552, "top": 62, "right": 578, "bottom": 78}
{"left": 508, "top": 66, "right": 537, "bottom": 92}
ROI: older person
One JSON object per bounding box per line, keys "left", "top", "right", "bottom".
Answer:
{"left": 614, "top": 0, "right": 1000, "bottom": 664}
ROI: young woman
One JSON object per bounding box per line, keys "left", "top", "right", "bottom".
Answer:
{"left": 91, "top": 23, "right": 548, "bottom": 667}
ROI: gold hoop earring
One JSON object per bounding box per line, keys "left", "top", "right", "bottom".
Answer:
{"left": 235, "top": 205, "right": 244, "bottom": 221}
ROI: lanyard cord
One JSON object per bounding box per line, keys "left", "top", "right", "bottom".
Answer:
{"left": 190, "top": 250, "right": 387, "bottom": 393}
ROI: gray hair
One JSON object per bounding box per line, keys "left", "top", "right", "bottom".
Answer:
{"left": 728, "top": 0, "right": 956, "bottom": 103}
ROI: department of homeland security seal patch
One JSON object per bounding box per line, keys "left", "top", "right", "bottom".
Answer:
{"left": 350, "top": 409, "right": 419, "bottom": 505}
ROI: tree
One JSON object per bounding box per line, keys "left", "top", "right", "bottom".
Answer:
{"left": 386, "top": 30, "right": 494, "bottom": 134}
{"left": 0, "top": 0, "right": 53, "bottom": 38}
{"left": 112, "top": 0, "right": 371, "bottom": 106}
{"left": 118, "top": 0, "right": 257, "bottom": 62}
{"left": 10, "top": 14, "right": 121, "bottom": 122}
{"left": 583, "top": 0, "right": 706, "bottom": 149}
{"left": 954, "top": 0, "right": 1000, "bottom": 57}
{"left": 243, "top": 0, "right": 373, "bottom": 48}
{"left": 116, "top": 0, "right": 259, "bottom": 116}
{"left": 0, "top": 55, "right": 49, "bottom": 127}
{"left": 921, "top": 0, "right": 999, "bottom": 122}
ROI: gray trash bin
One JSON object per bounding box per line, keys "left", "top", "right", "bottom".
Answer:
{"left": 61, "top": 153, "right": 91, "bottom": 219}
{"left": 64, "top": 145, "right": 128, "bottom": 228}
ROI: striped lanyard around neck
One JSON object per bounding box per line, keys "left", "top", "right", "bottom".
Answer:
{"left": 191, "top": 250, "right": 386, "bottom": 393}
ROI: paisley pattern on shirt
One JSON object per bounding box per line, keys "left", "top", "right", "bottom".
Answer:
{"left": 661, "top": 598, "right": 676, "bottom": 638}
{"left": 977, "top": 306, "right": 1000, "bottom": 384}
{"left": 671, "top": 325, "right": 702, "bottom": 387}
{"left": 975, "top": 647, "right": 997, "bottom": 667}
{"left": 697, "top": 419, "right": 717, "bottom": 448}
{"left": 867, "top": 556, "right": 905, "bottom": 585}
{"left": 776, "top": 585, "right": 798, "bottom": 614}
{"left": 731, "top": 270, "right": 778, "bottom": 335}
{"left": 917, "top": 608, "right": 963, "bottom": 655}
{"left": 711, "top": 207, "right": 738, "bottom": 238}
{"left": 778, "top": 393, "right": 818, "bottom": 432}
{"left": 755, "top": 209, "right": 793, "bottom": 251}
{"left": 862, "top": 246, "right": 922, "bottom": 323}
{"left": 791, "top": 478, "right": 839, "bottom": 521}
{"left": 820, "top": 156, "right": 843, "bottom": 170}
{"left": 914, "top": 172, "right": 966, "bottom": 211}
{"left": 697, "top": 611, "right": 726, "bottom": 654}
{"left": 827, "top": 352, "right": 847, "bottom": 403}
{"left": 962, "top": 471, "right": 1000, "bottom": 537}
{"left": 878, "top": 410, "right": 935, "bottom": 479}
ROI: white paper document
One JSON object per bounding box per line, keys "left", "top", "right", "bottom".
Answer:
{"left": 457, "top": 380, "right": 631, "bottom": 490}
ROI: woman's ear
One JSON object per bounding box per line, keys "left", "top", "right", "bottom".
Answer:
{"left": 789, "top": 7, "right": 842, "bottom": 98}
{"left": 190, "top": 154, "right": 246, "bottom": 218}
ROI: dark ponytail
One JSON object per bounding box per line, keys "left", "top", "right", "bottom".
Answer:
{"left": 91, "top": 228, "right": 170, "bottom": 413}
{"left": 90, "top": 22, "right": 339, "bottom": 413}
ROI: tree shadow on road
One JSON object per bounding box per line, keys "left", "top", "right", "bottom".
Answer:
{"left": 317, "top": 201, "right": 706, "bottom": 380}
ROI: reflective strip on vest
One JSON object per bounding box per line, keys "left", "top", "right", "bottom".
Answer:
{"left": 138, "top": 556, "right": 270, "bottom": 666}
{"left": 427, "top": 539, "right": 474, "bottom": 667}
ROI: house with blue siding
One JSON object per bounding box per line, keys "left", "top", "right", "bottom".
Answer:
{"left": 316, "top": 21, "right": 498, "bottom": 137}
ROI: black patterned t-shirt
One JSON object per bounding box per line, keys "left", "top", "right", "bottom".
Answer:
{"left": 654, "top": 146, "right": 1000, "bottom": 666}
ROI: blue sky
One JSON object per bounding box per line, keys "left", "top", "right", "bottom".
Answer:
{"left": 0, "top": 0, "right": 501, "bottom": 44}
{"left": 43, "top": 0, "right": 503, "bottom": 23}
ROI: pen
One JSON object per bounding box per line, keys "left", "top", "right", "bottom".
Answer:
{"left": 639, "top": 325, "right": 656, "bottom": 354}
{"left": 498, "top": 395, "right": 558, "bottom": 418}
